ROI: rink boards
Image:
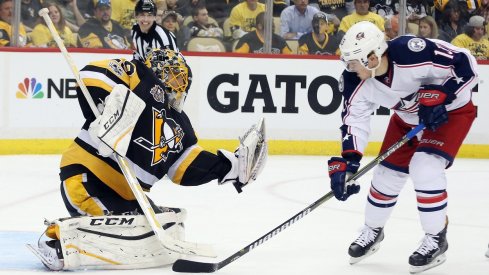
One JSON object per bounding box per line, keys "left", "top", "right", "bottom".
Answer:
{"left": 0, "top": 49, "right": 488, "bottom": 157}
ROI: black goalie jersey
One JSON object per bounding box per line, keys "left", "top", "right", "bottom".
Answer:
{"left": 60, "top": 58, "right": 230, "bottom": 199}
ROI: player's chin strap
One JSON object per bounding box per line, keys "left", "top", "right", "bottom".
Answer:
{"left": 218, "top": 118, "right": 268, "bottom": 193}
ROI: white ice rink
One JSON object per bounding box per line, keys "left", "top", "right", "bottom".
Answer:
{"left": 0, "top": 154, "right": 488, "bottom": 275}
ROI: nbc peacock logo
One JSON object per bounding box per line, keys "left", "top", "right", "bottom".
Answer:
{"left": 16, "top": 78, "right": 44, "bottom": 99}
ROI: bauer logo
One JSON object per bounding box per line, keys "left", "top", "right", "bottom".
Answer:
{"left": 16, "top": 78, "right": 44, "bottom": 99}
{"left": 16, "top": 77, "right": 78, "bottom": 99}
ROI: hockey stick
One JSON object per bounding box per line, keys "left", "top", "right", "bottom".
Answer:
{"left": 172, "top": 123, "right": 425, "bottom": 273}
{"left": 38, "top": 8, "right": 216, "bottom": 258}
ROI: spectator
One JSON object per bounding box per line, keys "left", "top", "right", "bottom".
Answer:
{"left": 228, "top": 0, "right": 266, "bottom": 40}
{"left": 188, "top": 6, "right": 224, "bottom": 38}
{"left": 317, "top": 0, "right": 353, "bottom": 20}
{"left": 177, "top": 0, "right": 206, "bottom": 17}
{"left": 337, "top": 0, "right": 385, "bottom": 38}
{"left": 76, "top": 0, "right": 93, "bottom": 18}
{"left": 21, "top": 0, "right": 43, "bottom": 31}
{"left": 452, "top": 15, "right": 489, "bottom": 59}
{"left": 280, "top": 0, "right": 321, "bottom": 40}
{"left": 406, "top": 0, "right": 432, "bottom": 22}
{"left": 369, "top": 0, "right": 399, "bottom": 18}
{"left": 132, "top": 0, "right": 178, "bottom": 61}
{"left": 78, "top": 0, "right": 130, "bottom": 49}
{"left": 298, "top": 11, "right": 341, "bottom": 54}
{"left": 160, "top": 10, "right": 178, "bottom": 29}
{"left": 475, "top": 0, "right": 489, "bottom": 34}
{"left": 161, "top": 10, "right": 191, "bottom": 49}
{"left": 418, "top": 15, "right": 439, "bottom": 38}
{"left": 165, "top": 0, "right": 185, "bottom": 25}
{"left": 206, "top": 0, "right": 240, "bottom": 25}
{"left": 154, "top": 0, "right": 167, "bottom": 24}
{"left": 234, "top": 11, "right": 293, "bottom": 53}
{"left": 273, "top": 0, "right": 290, "bottom": 16}
{"left": 109, "top": 0, "right": 137, "bottom": 35}
{"left": 0, "top": 0, "right": 29, "bottom": 47}
{"left": 31, "top": 2, "right": 77, "bottom": 47}
{"left": 384, "top": 14, "right": 399, "bottom": 39}
{"left": 438, "top": 1, "right": 467, "bottom": 42}
{"left": 51, "top": 0, "right": 87, "bottom": 33}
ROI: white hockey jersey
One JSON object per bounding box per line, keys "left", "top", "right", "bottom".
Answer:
{"left": 339, "top": 36, "right": 478, "bottom": 155}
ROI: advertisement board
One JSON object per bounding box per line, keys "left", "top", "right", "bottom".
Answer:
{"left": 0, "top": 49, "right": 487, "bottom": 156}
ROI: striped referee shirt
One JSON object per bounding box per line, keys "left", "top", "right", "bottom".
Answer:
{"left": 131, "top": 22, "right": 178, "bottom": 61}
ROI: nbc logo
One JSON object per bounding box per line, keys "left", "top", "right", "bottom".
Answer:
{"left": 16, "top": 78, "right": 44, "bottom": 99}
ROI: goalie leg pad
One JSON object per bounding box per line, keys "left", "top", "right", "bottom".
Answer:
{"left": 43, "top": 212, "right": 186, "bottom": 270}
{"left": 88, "top": 84, "right": 146, "bottom": 157}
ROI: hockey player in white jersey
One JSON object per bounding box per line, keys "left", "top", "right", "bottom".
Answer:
{"left": 328, "top": 21, "right": 477, "bottom": 273}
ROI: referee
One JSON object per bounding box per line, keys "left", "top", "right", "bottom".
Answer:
{"left": 131, "top": 0, "right": 178, "bottom": 61}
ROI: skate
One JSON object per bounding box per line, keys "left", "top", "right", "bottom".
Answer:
{"left": 348, "top": 225, "right": 384, "bottom": 264}
{"left": 26, "top": 240, "right": 64, "bottom": 271}
{"left": 408, "top": 227, "right": 448, "bottom": 274}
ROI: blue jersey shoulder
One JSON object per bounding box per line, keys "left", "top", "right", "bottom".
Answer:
{"left": 387, "top": 36, "right": 436, "bottom": 65}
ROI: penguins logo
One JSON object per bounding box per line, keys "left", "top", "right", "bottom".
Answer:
{"left": 133, "top": 108, "right": 184, "bottom": 165}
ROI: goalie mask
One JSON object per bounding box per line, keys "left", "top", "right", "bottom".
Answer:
{"left": 339, "top": 21, "right": 387, "bottom": 72}
{"left": 145, "top": 49, "right": 192, "bottom": 113}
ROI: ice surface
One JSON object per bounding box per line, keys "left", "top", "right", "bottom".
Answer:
{"left": 0, "top": 155, "right": 488, "bottom": 274}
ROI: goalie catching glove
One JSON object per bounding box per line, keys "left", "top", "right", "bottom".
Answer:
{"left": 88, "top": 84, "right": 146, "bottom": 157}
{"left": 217, "top": 118, "right": 268, "bottom": 193}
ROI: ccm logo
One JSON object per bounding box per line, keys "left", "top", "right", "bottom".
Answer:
{"left": 103, "top": 110, "right": 121, "bottom": 130}
{"left": 89, "top": 217, "right": 135, "bottom": 226}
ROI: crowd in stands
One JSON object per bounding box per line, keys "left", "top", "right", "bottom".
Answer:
{"left": 1, "top": 0, "right": 489, "bottom": 59}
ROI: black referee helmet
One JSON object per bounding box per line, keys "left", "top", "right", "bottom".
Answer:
{"left": 135, "top": 0, "right": 157, "bottom": 16}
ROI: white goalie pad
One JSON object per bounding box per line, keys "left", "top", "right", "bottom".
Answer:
{"left": 45, "top": 212, "right": 186, "bottom": 270}
{"left": 219, "top": 118, "right": 267, "bottom": 188}
{"left": 88, "top": 84, "right": 146, "bottom": 157}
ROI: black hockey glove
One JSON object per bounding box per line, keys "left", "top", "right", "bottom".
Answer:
{"left": 418, "top": 85, "right": 456, "bottom": 131}
{"left": 328, "top": 157, "right": 360, "bottom": 201}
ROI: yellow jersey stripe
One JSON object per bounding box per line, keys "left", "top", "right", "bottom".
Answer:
{"left": 171, "top": 146, "right": 203, "bottom": 184}
{"left": 64, "top": 174, "right": 105, "bottom": 216}
{"left": 61, "top": 142, "right": 136, "bottom": 200}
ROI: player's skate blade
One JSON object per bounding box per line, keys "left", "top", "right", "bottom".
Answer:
{"left": 409, "top": 253, "right": 446, "bottom": 274}
{"left": 349, "top": 242, "right": 381, "bottom": 264}
{"left": 348, "top": 226, "right": 384, "bottom": 265}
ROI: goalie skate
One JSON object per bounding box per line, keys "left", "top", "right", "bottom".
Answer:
{"left": 348, "top": 226, "right": 384, "bottom": 264}
{"left": 26, "top": 240, "right": 64, "bottom": 271}
{"left": 408, "top": 227, "right": 448, "bottom": 274}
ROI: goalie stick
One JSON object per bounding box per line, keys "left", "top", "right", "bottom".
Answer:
{"left": 38, "top": 8, "right": 216, "bottom": 258}
{"left": 172, "top": 123, "right": 426, "bottom": 273}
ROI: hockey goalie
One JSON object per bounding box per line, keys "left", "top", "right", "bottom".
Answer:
{"left": 27, "top": 48, "right": 267, "bottom": 271}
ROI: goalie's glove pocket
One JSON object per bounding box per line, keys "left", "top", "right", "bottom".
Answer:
{"left": 217, "top": 118, "right": 268, "bottom": 193}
